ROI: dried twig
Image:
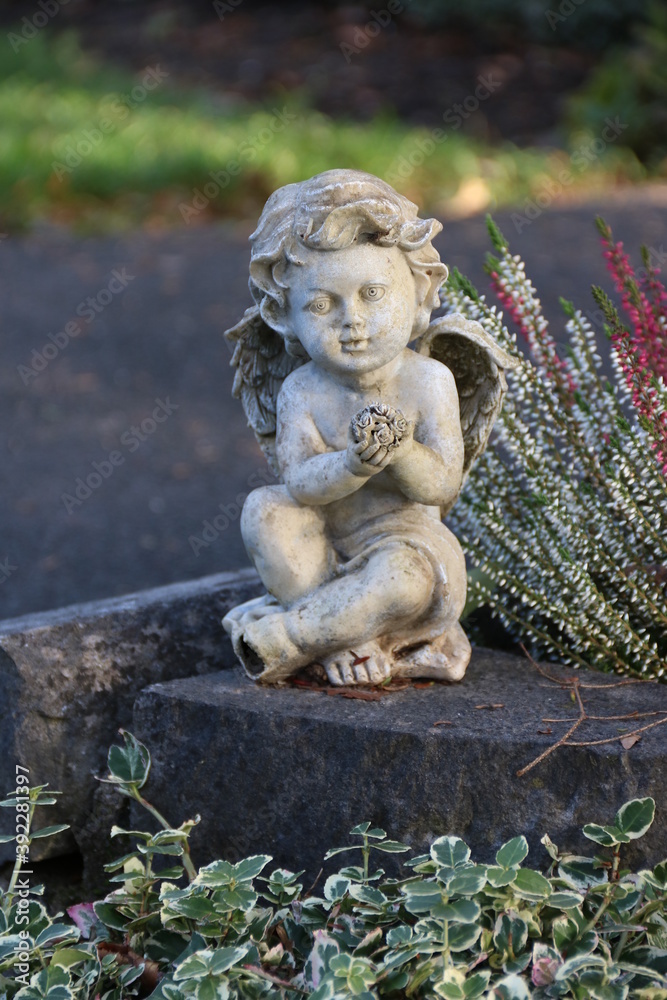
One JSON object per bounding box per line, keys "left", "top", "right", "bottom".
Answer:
{"left": 516, "top": 645, "right": 667, "bottom": 777}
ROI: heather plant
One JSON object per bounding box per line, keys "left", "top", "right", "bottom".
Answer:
{"left": 1, "top": 732, "right": 666, "bottom": 999}
{"left": 441, "top": 217, "right": 667, "bottom": 678}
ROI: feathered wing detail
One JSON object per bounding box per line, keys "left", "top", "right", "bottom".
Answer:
{"left": 224, "top": 306, "right": 306, "bottom": 476}
{"left": 415, "top": 313, "right": 519, "bottom": 514}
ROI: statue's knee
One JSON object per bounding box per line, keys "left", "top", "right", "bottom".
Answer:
{"left": 241, "top": 485, "right": 289, "bottom": 549}
{"left": 375, "top": 548, "right": 434, "bottom": 615}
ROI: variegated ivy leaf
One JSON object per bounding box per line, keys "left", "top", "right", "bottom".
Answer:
{"left": 495, "top": 837, "right": 529, "bottom": 870}
{"left": 106, "top": 731, "right": 151, "bottom": 788}
{"left": 324, "top": 874, "right": 351, "bottom": 903}
{"left": 558, "top": 856, "right": 608, "bottom": 892}
{"left": 488, "top": 972, "right": 532, "bottom": 999}
{"left": 512, "top": 867, "right": 551, "bottom": 901}
{"left": 448, "top": 867, "right": 488, "bottom": 896}
{"left": 430, "top": 836, "right": 471, "bottom": 869}
{"left": 615, "top": 798, "right": 656, "bottom": 840}
{"left": 192, "top": 854, "right": 271, "bottom": 889}
{"left": 548, "top": 890, "right": 583, "bottom": 910}
{"left": 583, "top": 823, "right": 629, "bottom": 847}
{"left": 494, "top": 911, "right": 528, "bottom": 958}
{"left": 304, "top": 930, "right": 341, "bottom": 989}
{"left": 448, "top": 922, "right": 482, "bottom": 952}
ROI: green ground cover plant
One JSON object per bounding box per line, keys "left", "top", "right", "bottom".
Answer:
{"left": 0, "top": 32, "right": 644, "bottom": 233}
{"left": 1, "top": 732, "right": 666, "bottom": 999}
{"left": 444, "top": 218, "right": 667, "bottom": 678}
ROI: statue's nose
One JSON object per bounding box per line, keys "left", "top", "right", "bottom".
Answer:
{"left": 340, "top": 302, "right": 365, "bottom": 339}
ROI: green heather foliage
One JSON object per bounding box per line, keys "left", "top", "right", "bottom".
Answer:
{"left": 442, "top": 218, "right": 667, "bottom": 679}
{"left": 1, "top": 733, "right": 666, "bottom": 999}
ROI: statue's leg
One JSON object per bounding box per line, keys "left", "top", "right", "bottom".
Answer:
{"left": 240, "top": 484, "right": 335, "bottom": 605}
{"left": 240, "top": 544, "right": 434, "bottom": 682}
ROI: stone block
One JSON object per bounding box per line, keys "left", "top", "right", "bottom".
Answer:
{"left": 133, "top": 652, "right": 667, "bottom": 882}
{"left": 0, "top": 569, "right": 262, "bottom": 867}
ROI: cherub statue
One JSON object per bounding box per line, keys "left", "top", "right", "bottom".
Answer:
{"left": 222, "top": 169, "right": 516, "bottom": 685}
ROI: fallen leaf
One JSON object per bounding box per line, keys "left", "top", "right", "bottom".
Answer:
{"left": 349, "top": 649, "right": 371, "bottom": 666}
{"left": 537, "top": 728, "right": 553, "bottom": 735}
{"left": 475, "top": 703, "right": 505, "bottom": 710}
{"left": 413, "top": 681, "right": 434, "bottom": 689}
{"left": 620, "top": 734, "right": 641, "bottom": 749}
{"left": 433, "top": 720, "right": 453, "bottom": 727}
{"left": 326, "top": 688, "right": 382, "bottom": 701}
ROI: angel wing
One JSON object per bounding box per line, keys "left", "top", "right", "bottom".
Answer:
{"left": 224, "top": 305, "right": 306, "bottom": 476}
{"left": 415, "top": 313, "right": 518, "bottom": 513}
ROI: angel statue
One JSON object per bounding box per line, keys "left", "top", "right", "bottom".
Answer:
{"left": 222, "top": 169, "right": 516, "bottom": 685}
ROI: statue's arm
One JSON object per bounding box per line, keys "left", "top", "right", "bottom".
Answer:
{"left": 387, "top": 364, "right": 464, "bottom": 507}
{"left": 276, "top": 381, "right": 376, "bottom": 506}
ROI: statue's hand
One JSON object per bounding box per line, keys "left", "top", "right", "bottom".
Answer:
{"left": 346, "top": 402, "right": 410, "bottom": 476}
{"left": 345, "top": 424, "right": 391, "bottom": 477}
{"left": 384, "top": 416, "right": 415, "bottom": 467}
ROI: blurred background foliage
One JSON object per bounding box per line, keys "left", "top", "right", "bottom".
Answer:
{"left": 0, "top": 0, "right": 664, "bottom": 233}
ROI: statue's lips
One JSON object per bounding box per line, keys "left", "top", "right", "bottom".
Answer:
{"left": 340, "top": 340, "right": 369, "bottom": 353}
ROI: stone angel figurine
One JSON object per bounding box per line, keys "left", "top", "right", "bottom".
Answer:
{"left": 222, "top": 169, "right": 516, "bottom": 685}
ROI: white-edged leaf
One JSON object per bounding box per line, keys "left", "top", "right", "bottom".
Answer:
{"left": 496, "top": 836, "right": 528, "bottom": 869}
{"left": 430, "top": 836, "right": 471, "bottom": 869}
{"left": 615, "top": 798, "right": 655, "bottom": 839}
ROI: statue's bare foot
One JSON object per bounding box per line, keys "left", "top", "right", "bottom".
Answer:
{"left": 320, "top": 641, "right": 391, "bottom": 686}
{"left": 394, "top": 623, "right": 471, "bottom": 682}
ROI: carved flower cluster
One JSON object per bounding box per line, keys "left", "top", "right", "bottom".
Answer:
{"left": 351, "top": 402, "right": 407, "bottom": 452}
{"left": 441, "top": 218, "right": 667, "bottom": 678}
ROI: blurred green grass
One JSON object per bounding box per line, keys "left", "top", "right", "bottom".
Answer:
{"left": 0, "top": 31, "right": 647, "bottom": 233}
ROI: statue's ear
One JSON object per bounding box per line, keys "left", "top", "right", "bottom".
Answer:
{"left": 260, "top": 297, "right": 291, "bottom": 337}
{"left": 412, "top": 262, "right": 449, "bottom": 338}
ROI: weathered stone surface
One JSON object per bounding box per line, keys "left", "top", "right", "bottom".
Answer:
{"left": 133, "top": 652, "right": 667, "bottom": 882}
{"left": 0, "top": 569, "right": 261, "bottom": 866}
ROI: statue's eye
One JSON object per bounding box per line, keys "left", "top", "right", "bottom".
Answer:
{"left": 362, "top": 285, "right": 385, "bottom": 301}
{"left": 309, "top": 298, "right": 331, "bottom": 315}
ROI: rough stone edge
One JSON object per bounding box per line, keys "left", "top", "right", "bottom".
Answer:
{"left": 0, "top": 567, "right": 259, "bottom": 636}
{"left": 0, "top": 568, "right": 262, "bottom": 865}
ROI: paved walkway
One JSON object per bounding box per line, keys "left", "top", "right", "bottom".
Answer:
{"left": 2, "top": 188, "right": 667, "bottom": 619}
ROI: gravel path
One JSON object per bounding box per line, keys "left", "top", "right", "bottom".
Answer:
{"left": 3, "top": 188, "right": 667, "bottom": 619}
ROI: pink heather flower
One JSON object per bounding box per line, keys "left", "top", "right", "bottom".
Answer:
{"left": 599, "top": 222, "right": 667, "bottom": 380}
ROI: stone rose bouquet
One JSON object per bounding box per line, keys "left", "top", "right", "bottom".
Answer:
{"left": 350, "top": 402, "right": 407, "bottom": 455}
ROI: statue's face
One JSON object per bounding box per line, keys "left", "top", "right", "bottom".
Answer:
{"left": 285, "top": 242, "right": 420, "bottom": 377}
